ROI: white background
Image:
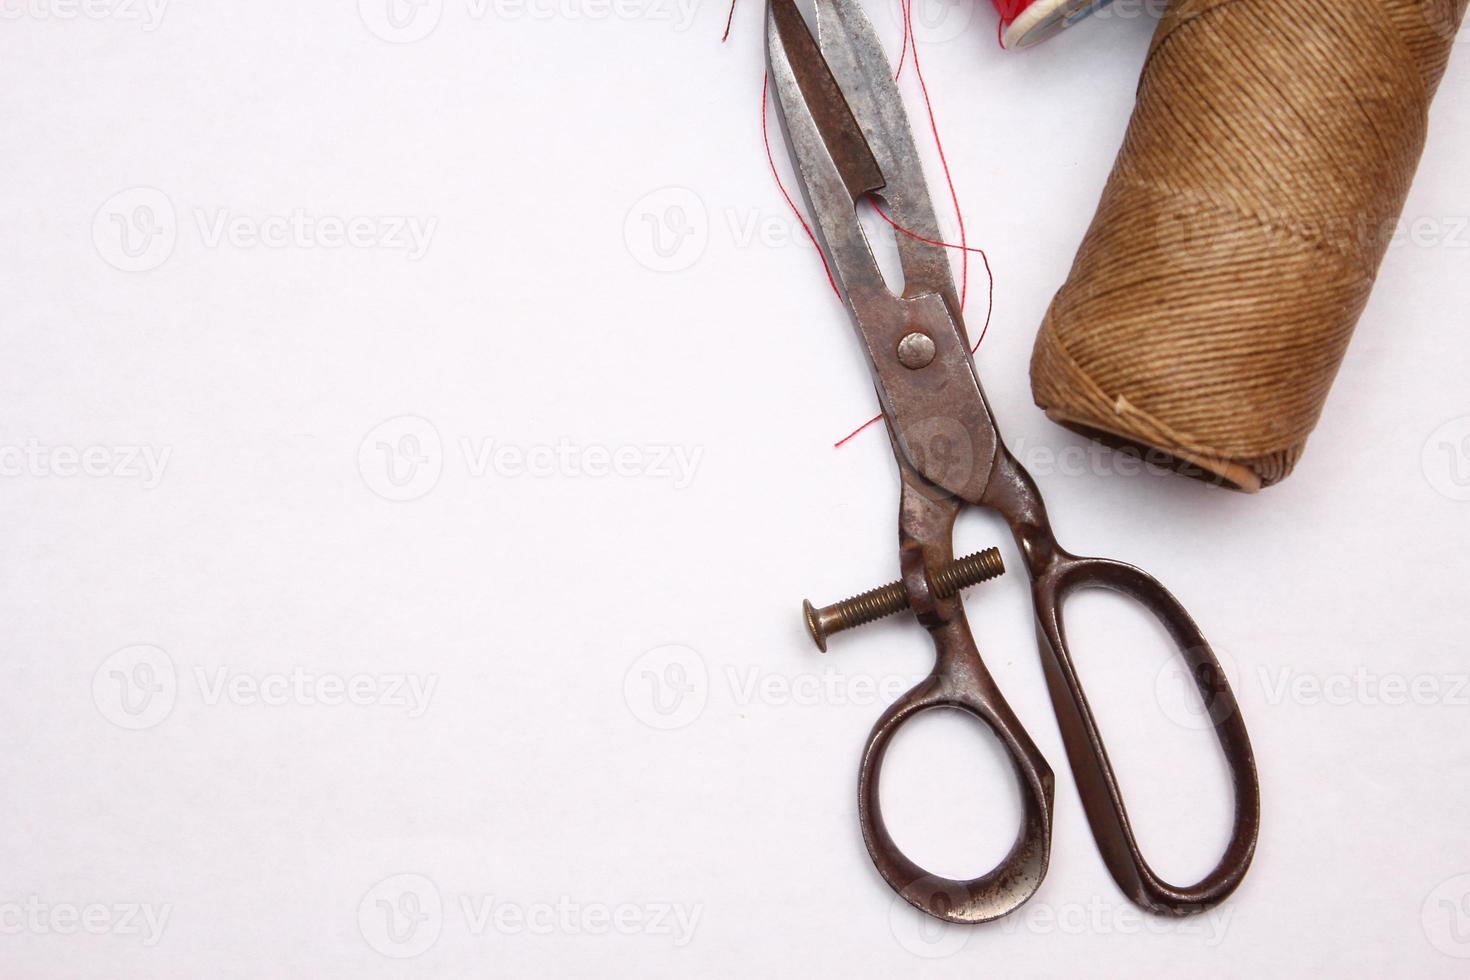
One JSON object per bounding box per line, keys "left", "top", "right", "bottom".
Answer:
{"left": 2, "top": 0, "right": 1469, "bottom": 976}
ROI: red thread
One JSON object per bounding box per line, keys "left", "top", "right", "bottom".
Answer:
{"left": 722, "top": 0, "right": 737, "bottom": 42}
{"left": 828, "top": 0, "right": 994, "bottom": 448}
{"left": 894, "top": 0, "right": 913, "bottom": 79}
{"left": 755, "top": 2, "right": 997, "bottom": 447}
{"left": 762, "top": 72, "right": 841, "bottom": 297}
{"left": 991, "top": 0, "right": 1036, "bottom": 44}
{"left": 834, "top": 413, "right": 883, "bottom": 446}
{"left": 901, "top": 0, "right": 969, "bottom": 311}
{"left": 870, "top": 201, "right": 994, "bottom": 352}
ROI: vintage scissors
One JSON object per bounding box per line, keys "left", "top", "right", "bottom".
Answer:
{"left": 766, "top": 0, "right": 1260, "bottom": 923}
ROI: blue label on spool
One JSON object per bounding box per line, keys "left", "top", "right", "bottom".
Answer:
{"left": 1066, "top": 0, "right": 1115, "bottom": 28}
{"left": 1014, "top": 0, "right": 1118, "bottom": 47}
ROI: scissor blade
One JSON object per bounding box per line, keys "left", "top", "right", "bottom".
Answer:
{"left": 812, "top": 0, "right": 955, "bottom": 306}
{"left": 767, "top": 0, "right": 958, "bottom": 311}
{"left": 767, "top": 0, "right": 884, "bottom": 202}
{"left": 765, "top": 0, "right": 1000, "bottom": 500}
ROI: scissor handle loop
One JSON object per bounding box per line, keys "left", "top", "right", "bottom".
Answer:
{"left": 1032, "top": 553, "right": 1260, "bottom": 915}
{"left": 857, "top": 619, "right": 1055, "bottom": 924}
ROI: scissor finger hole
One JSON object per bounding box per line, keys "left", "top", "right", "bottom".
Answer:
{"left": 877, "top": 705, "right": 1024, "bottom": 880}
{"left": 1056, "top": 585, "right": 1237, "bottom": 886}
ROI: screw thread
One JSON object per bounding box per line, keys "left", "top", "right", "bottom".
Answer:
{"left": 831, "top": 581, "right": 910, "bottom": 631}
{"left": 931, "top": 547, "right": 1005, "bottom": 598}
{"left": 803, "top": 546, "right": 1007, "bottom": 651}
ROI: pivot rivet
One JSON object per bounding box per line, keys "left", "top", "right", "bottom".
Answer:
{"left": 896, "top": 332, "right": 936, "bottom": 369}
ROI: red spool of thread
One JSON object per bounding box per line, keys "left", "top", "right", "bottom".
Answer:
{"left": 993, "top": 0, "right": 1114, "bottom": 48}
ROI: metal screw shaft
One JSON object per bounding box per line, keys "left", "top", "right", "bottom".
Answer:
{"left": 802, "top": 547, "right": 1005, "bottom": 652}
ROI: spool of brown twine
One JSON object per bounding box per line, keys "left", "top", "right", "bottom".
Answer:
{"left": 1029, "top": 0, "right": 1468, "bottom": 491}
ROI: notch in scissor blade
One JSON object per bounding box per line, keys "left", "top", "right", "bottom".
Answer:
{"left": 768, "top": 0, "right": 885, "bottom": 202}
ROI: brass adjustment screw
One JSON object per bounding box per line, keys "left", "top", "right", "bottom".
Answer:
{"left": 801, "top": 547, "right": 1005, "bottom": 652}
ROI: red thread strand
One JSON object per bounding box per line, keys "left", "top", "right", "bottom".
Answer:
{"left": 829, "top": 0, "right": 994, "bottom": 448}
{"left": 762, "top": 72, "right": 840, "bottom": 297}
{"left": 754, "top": 1, "right": 997, "bottom": 446}
{"left": 722, "top": 0, "right": 737, "bottom": 42}
{"left": 870, "top": 201, "right": 994, "bottom": 352}
{"left": 889, "top": 0, "right": 994, "bottom": 350}
{"left": 834, "top": 413, "right": 883, "bottom": 446}
{"left": 894, "top": 0, "right": 913, "bottom": 79}
{"left": 901, "top": 0, "right": 969, "bottom": 312}
{"left": 991, "top": 0, "right": 1032, "bottom": 34}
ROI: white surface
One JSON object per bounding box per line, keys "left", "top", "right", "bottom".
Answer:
{"left": 2, "top": 2, "right": 1468, "bottom": 977}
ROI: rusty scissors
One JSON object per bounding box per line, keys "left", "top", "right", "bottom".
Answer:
{"left": 767, "top": 0, "right": 1259, "bottom": 923}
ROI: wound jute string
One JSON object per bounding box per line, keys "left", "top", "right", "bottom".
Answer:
{"left": 1030, "top": 0, "right": 1469, "bottom": 490}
